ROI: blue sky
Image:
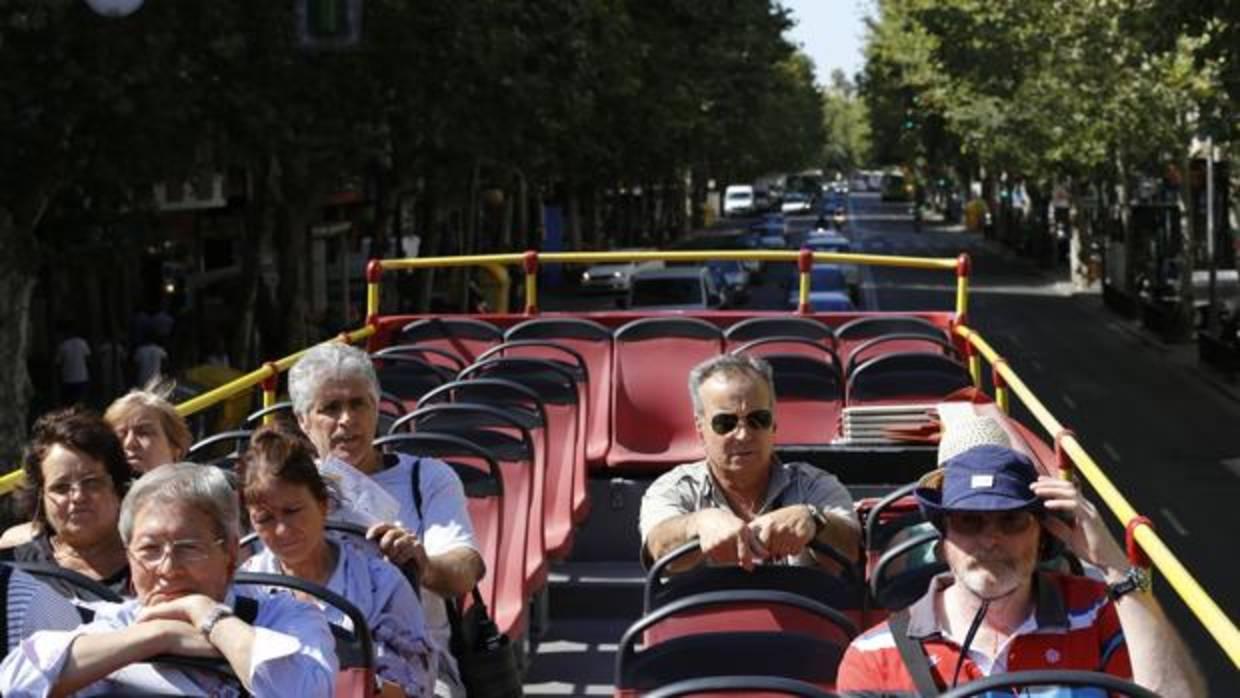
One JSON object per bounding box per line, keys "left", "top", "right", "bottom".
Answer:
{"left": 781, "top": 0, "right": 873, "bottom": 85}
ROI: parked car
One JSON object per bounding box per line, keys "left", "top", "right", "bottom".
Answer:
{"left": 785, "top": 264, "right": 854, "bottom": 310}
{"left": 723, "top": 184, "right": 755, "bottom": 217}
{"left": 580, "top": 254, "right": 663, "bottom": 293}
{"left": 803, "top": 231, "right": 861, "bottom": 292}
{"left": 780, "top": 191, "right": 814, "bottom": 214}
{"left": 748, "top": 213, "right": 788, "bottom": 249}
{"left": 626, "top": 266, "right": 727, "bottom": 310}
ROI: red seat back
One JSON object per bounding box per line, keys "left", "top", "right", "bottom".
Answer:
{"left": 400, "top": 318, "right": 503, "bottom": 365}
{"left": 608, "top": 318, "right": 722, "bottom": 471}
{"left": 506, "top": 318, "right": 615, "bottom": 468}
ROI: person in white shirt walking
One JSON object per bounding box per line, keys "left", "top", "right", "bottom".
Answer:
{"left": 55, "top": 331, "right": 91, "bottom": 406}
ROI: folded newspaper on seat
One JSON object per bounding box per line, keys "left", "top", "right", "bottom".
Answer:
{"left": 318, "top": 455, "right": 401, "bottom": 527}
{"left": 834, "top": 404, "right": 940, "bottom": 446}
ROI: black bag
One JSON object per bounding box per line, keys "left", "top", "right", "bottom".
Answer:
{"left": 447, "top": 588, "right": 524, "bottom": 697}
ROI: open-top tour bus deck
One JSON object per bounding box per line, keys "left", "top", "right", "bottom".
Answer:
{"left": 2, "top": 247, "right": 1237, "bottom": 696}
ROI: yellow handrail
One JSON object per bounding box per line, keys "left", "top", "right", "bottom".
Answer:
{"left": 954, "top": 324, "right": 1240, "bottom": 668}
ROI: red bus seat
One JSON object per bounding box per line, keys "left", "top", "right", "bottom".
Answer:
{"left": 372, "top": 433, "right": 515, "bottom": 637}
{"left": 615, "top": 590, "right": 855, "bottom": 697}
{"left": 373, "top": 343, "right": 468, "bottom": 374}
{"left": 609, "top": 318, "right": 722, "bottom": 471}
{"left": 478, "top": 340, "right": 594, "bottom": 527}
{"left": 415, "top": 379, "right": 572, "bottom": 557}
{"left": 844, "top": 333, "right": 961, "bottom": 379}
{"left": 724, "top": 316, "right": 837, "bottom": 353}
{"left": 846, "top": 353, "right": 972, "bottom": 406}
{"left": 372, "top": 354, "right": 454, "bottom": 409}
{"left": 400, "top": 317, "right": 503, "bottom": 365}
{"left": 459, "top": 358, "right": 585, "bottom": 554}
{"left": 835, "top": 315, "right": 949, "bottom": 366}
{"left": 399, "top": 404, "right": 545, "bottom": 626}
{"left": 506, "top": 318, "right": 614, "bottom": 468}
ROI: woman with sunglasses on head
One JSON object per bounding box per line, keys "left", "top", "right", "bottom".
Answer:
{"left": 0, "top": 407, "right": 132, "bottom": 601}
{"left": 0, "top": 462, "right": 337, "bottom": 697}
{"left": 237, "top": 424, "right": 436, "bottom": 698}
{"left": 639, "top": 353, "right": 860, "bottom": 572}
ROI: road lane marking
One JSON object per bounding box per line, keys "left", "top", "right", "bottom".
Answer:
{"left": 1062, "top": 394, "right": 1076, "bottom": 410}
{"left": 1102, "top": 442, "right": 1121, "bottom": 463}
{"left": 1159, "top": 507, "right": 1190, "bottom": 537}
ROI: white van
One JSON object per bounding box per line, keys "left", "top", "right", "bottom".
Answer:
{"left": 723, "top": 184, "right": 755, "bottom": 217}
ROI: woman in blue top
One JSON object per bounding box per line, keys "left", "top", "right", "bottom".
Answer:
{"left": 238, "top": 424, "right": 435, "bottom": 698}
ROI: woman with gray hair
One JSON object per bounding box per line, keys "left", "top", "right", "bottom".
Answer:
{"left": 0, "top": 463, "right": 337, "bottom": 697}
{"left": 290, "top": 341, "right": 483, "bottom": 697}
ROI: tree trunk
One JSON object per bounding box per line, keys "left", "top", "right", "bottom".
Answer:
{"left": 0, "top": 213, "right": 37, "bottom": 469}
{"left": 1177, "top": 151, "right": 1196, "bottom": 341}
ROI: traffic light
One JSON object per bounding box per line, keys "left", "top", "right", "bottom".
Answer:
{"left": 298, "top": 0, "right": 362, "bottom": 49}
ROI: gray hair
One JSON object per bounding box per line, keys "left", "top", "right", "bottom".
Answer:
{"left": 118, "top": 462, "right": 240, "bottom": 545}
{"left": 688, "top": 353, "right": 777, "bottom": 416}
{"left": 288, "top": 342, "right": 380, "bottom": 417}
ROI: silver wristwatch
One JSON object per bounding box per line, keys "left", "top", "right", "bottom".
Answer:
{"left": 1107, "top": 566, "right": 1151, "bottom": 601}
{"left": 805, "top": 504, "right": 829, "bottom": 537}
{"left": 198, "top": 603, "right": 235, "bottom": 638}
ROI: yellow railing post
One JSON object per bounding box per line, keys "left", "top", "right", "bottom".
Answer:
{"left": 797, "top": 247, "right": 813, "bottom": 314}
{"left": 522, "top": 250, "right": 539, "bottom": 315}
{"left": 259, "top": 362, "right": 279, "bottom": 424}
{"left": 991, "top": 357, "right": 1009, "bottom": 413}
{"left": 955, "top": 253, "right": 971, "bottom": 321}
{"left": 366, "top": 259, "right": 382, "bottom": 320}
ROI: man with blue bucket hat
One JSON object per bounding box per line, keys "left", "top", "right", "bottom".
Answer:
{"left": 838, "top": 437, "right": 1203, "bottom": 696}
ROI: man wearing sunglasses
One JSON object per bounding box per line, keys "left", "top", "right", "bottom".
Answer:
{"left": 640, "top": 354, "right": 859, "bottom": 571}
{"left": 836, "top": 444, "right": 1203, "bottom": 697}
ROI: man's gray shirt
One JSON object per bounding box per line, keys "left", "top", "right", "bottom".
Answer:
{"left": 639, "top": 459, "right": 857, "bottom": 566}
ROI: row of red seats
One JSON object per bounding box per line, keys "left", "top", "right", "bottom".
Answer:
{"left": 375, "top": 314, "right": 972, "bottom": 473}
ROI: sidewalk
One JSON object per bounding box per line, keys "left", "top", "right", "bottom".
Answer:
{"left": 951, "top": 220, "right": 1240, "bottom": 407}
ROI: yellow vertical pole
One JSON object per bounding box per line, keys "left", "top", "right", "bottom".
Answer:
{"left": 366, "top": 260, "right": 383, "bottom": 320}
{"left": 523, "top": 250, "right": 540, "bottom": 314}
{"left": 796, "top": 248, "right": 813, "bottom": 314}
{"left": 955, "top": 253, "right": 971, "bottom": 321}
{"left": 993, "top": 358, "right": 1009, "bottom": 414}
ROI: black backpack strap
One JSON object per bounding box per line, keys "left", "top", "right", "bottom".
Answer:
{"left": 889, "top": 609, "right": 941, "bottom": 696}
{"left": 409, "top": 456, "right": 423, "bottom": 531}
{"left": 233, "top": 595, "right": 260, "bottom": 625}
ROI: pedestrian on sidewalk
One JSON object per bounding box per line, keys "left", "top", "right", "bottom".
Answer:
{"left": 54, "top": 327, "right": 91, "bottom": 407}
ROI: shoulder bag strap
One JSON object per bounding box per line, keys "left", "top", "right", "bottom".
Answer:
{"left": 409, "top": 456, "right": 423, "bottom": 530}
{"left": 889, "top": 609, "right": 941, "bottom": 696}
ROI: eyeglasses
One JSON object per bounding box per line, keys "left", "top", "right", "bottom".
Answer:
{"left": 945, "top": 511, "right": 1036, "bottom": 536}
{"left": 128, "top": 538, "right": 224, "bottom": 568}
{"left": 709, "top": 409, "right": 774, "bottom": 436}
{"left": 45, "top": 476, "right": 111, "bottom": 499}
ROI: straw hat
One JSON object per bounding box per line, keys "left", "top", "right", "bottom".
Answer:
{"left": 936, "top": 414, "right": 1011, "bottom": 465}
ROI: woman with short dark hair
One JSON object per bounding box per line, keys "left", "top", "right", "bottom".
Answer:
{"left": 2, "top": 407, "right": 132, "bottom": 599}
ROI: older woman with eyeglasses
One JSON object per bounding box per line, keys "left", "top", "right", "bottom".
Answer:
{"left": 0, "top": 463, "right": 337, "bottom": 697}
{"left": 0, "top": 407, "right": 132, "bottom": 599}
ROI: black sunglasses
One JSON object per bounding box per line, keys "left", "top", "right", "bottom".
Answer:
{"left": 709, "top": 409, "right": 774, "bottom": 435}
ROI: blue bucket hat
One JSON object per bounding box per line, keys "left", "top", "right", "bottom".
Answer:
{"left": 914, "top": 444, "right": 1042, "bottom": 520}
